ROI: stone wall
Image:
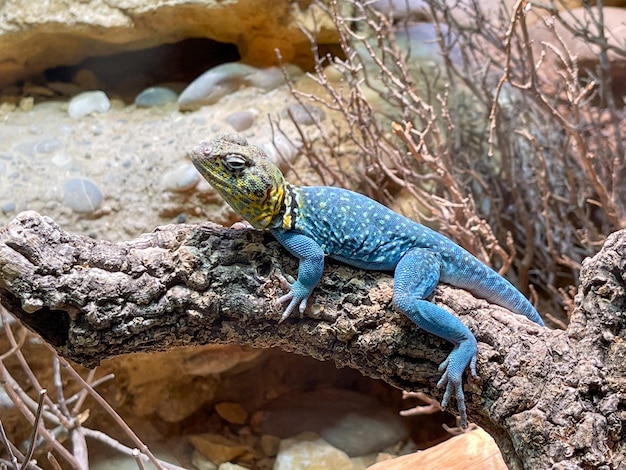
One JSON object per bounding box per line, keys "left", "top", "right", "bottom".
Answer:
{"left": 0, "top": 0, "right": 339, "bottom": 88}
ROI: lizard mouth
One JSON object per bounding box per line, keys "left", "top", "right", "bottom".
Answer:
{"left": 190, "top": 144, "right": 237, "bottom": 196}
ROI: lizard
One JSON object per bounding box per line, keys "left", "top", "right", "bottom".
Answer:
{"left": 191, "top": 132, "right": 545, "bottom": 428}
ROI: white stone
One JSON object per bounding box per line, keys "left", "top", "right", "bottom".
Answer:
{"left": 273, "top": 433, "right": 358, "bottom": 470}
{"left": 178, "top": 63, "right": 259, "bottom": 110}
{"left": 68, "top": 91, "right": 111, "bottom": 119}
{"left": 260, "top": 389, "right": 409, "bottom": 458}
{"left": 162, "top": 163, "right": 200, "bottom": 192}
{"left": 62, "top": 178, "right": 104, "bottom": 214}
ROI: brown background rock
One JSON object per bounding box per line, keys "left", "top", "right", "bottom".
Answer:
{"left": 0, "top": 0, "right": 339, "bottom": 88}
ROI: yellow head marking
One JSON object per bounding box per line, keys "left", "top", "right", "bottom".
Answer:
{"left": 191, "top": 133, "right": 287, "bottom": 229}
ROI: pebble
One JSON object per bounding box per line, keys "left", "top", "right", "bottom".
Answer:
{"left": 35, "top": 138, "right": 62, "bottom": 154}
{"left": 395, "top": 22, "right": 462, "bottom": 66}
{"left": 259, "top": 434, "right": 281, "bottom": 457}
{"left": 370, "top": 0, "right": 430, "bottom": 21}
{"left": 19, "top": 96, "right": 34, "bottom": 111}
{"left": 273, "top": 433, "right": 358, "bottom": 470}
{"left": 47, "top": 81, "right": 83, "bottom": 96}
{"left": 282, "top": 103, "right": 325, "bottom": 126}
{"left": 68, "top": 90, "right": 111, "bottom": 119}
{"left": 223, "top": 110, "right": 255, "bottom": 131}
{"left": 134, "top": 86, "right": 178, "bottom": 107}
{"left": 188, "top": 433, "right": 249, "bottom": 465}
{"left": 23, "top": 82, "right": 55, "bottom": 97}
{"left": 215, "top": 402, "right": 248, "bottom": 425}
{"left": 191, "top": 451, "right": 218, "bottom": 470}
{"left": 260, "top": 388, "right": 408, "bottom": 457}
{"left": 162, "top": 163, "right": 200, "bottom": 192}
{"left": 62, "top": 178, "right": 104, "bottom": 214}
{"left": 244, "top": 64, "right": 303, "bottom": 90}
{"left": 178, "top": 62, "right": 259, "bottom": 111}
{"left": 179, "top": 63, "right": 303, "bottom": 111}
{"left": 2, "top": 202, "right": 16, "bottom": 214}
{"left": 14, "top": 140, "right": 38, "bottom": 158}
{"left": 217, "top": 463, "right": 251, "bottom": 470}
{"left": 29, "top": 124, "right": 43, "bottom": 135}
{"left": 90, "top": 449, "right": 180, "bottom": 470}
{"left": 51, "top": 151, "right": 72, "bottom": 167}
{"left": 73, "top": 69, "right": 99, "bottom": 89}
{"left": 258, "top": 134, "right": 300, "bottom": 164}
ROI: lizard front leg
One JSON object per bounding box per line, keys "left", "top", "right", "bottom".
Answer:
{"left": 270, "top": 229, "right": 325, "bottom": 322}
{"left": 393, "top": 248, "right": 478, "bottom": 428}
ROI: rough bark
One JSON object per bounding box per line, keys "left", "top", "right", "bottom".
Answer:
{"left": 0, "top": 211, "right": 624, "bottom": 469}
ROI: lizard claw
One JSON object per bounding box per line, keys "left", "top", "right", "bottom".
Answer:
{"left": 275, "top": 279, "right": 312, "bottom": 322}
{"left": 436, "top": 341, "right": 478, "bottom": 429}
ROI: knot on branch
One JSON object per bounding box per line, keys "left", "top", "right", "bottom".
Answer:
{"left": 570, "top": 229, "right": 626, "bottom": 342}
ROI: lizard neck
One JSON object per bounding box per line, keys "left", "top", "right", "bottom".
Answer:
{"left": 275, "top": 182, "right": 301, "bottom": 230}
{"left": 239, "top": 177, "right": 288, "bottom": 230}
{"left": 214, "top": 160, "right": 289, "bottom": 230}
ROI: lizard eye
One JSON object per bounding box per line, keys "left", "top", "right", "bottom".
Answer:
{"left": 223, "top": 154, "right": 247, "bottom": 171}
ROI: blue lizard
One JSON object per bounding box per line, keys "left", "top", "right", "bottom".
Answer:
{"left": 191, "top": 132, "right": 545, "bottom": 428}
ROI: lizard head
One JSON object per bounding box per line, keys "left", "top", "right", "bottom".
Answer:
{"left": 191, "top": 133, "right": 287, "bottom": 229}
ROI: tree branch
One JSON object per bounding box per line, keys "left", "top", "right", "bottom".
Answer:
{"left": 1, "top": 211, "right": 625, "bottom": 469}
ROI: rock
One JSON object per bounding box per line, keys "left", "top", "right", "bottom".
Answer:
{"left": 529, "top": 7, "right": 626, "bottom": 89}
{"left": 442, "top": 0, "right": 519, "bottom": 27}
{"left": 215, "top": 402, "right": 248, "bottom": 425}
{"left": 260, "top": 388, "right": 409, "bottom": 457}
{"left": 34, "top": 138, "right": 62, "bottom": 154}
{"left": 89, "top": 442, "right": 180, "bottom": 470}
{"left": 62, "top": 178, "right": 104, "bottom": 214}
{"left": 178, "top": 63, "right": 259, "bottom": 110}
{"left": 0, "top": 1, "right": 339, "bottom": 89}
{"left": 179, "top": 63, "right": 305, "bottom": 110}
{"left": 191, "top": 450, "right": 219, "bottom": 470}
{"left": 394, "top": 22, "right": 461, "bottom": 67}
{"left": 1, "top": 202, "right": 16, "bottom": 214}
{"left": 73, "top": 69, "right": 100, "bottom": 89}
{"left": 18, "top": 96, "right": 34, "bottom": 111}
{"left": 281, "top": 103, "right": 325, "bottom": 126}
{"left": 256, "top": 134, "right": 300, "bottom": 165}
{"left": 47, "top": 81, "right": 83, "bottom": 96}
{"left": 188, "top": 433, "right": 251, "bottom": 465}
{"left": 217, "top": 463, "right": 250, "bottom": 470}
{"left": 68, "top": 91, "right": 111, "bottom": 118}
{"left": 367, "top": 428, "right": 508, "bottom": 470}
{"left": 370, "top": 0, "right": 431, "bottom": 21}
{"left": 258, "top": 434, "right": 281, "bottom": 457}
{"left": 103, "top": 348, "right": 236, "bottom": 420}
{"left": 154, "top": 379, "right": 217, "bottom": 422}
{"left": 244, "top": 64, "right": 303, "bottom": 90}
{"left": 23, "top": 82, "right": 56, "bottom": 97}
{"left": 162, "top": 163, "right": 200, "bottom": 192}
{"left": 134, "top": 86, "right": 178, "bottom": 107}
{"left": 273, "top": 433, "right": 359, "bottom": 470}
{"left": 223, "top": 110, "right": 256, "bottom": 132}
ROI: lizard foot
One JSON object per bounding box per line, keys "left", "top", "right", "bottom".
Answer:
{"left": 436, "top": 342, "right": 478, "bottom": 429}
{"left": 275, "top": 279, "right": 313, "bottom": 323}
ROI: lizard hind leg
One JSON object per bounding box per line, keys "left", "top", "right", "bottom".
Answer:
{"left": 393, "top": 248, "right": 478, "bottom": 428}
